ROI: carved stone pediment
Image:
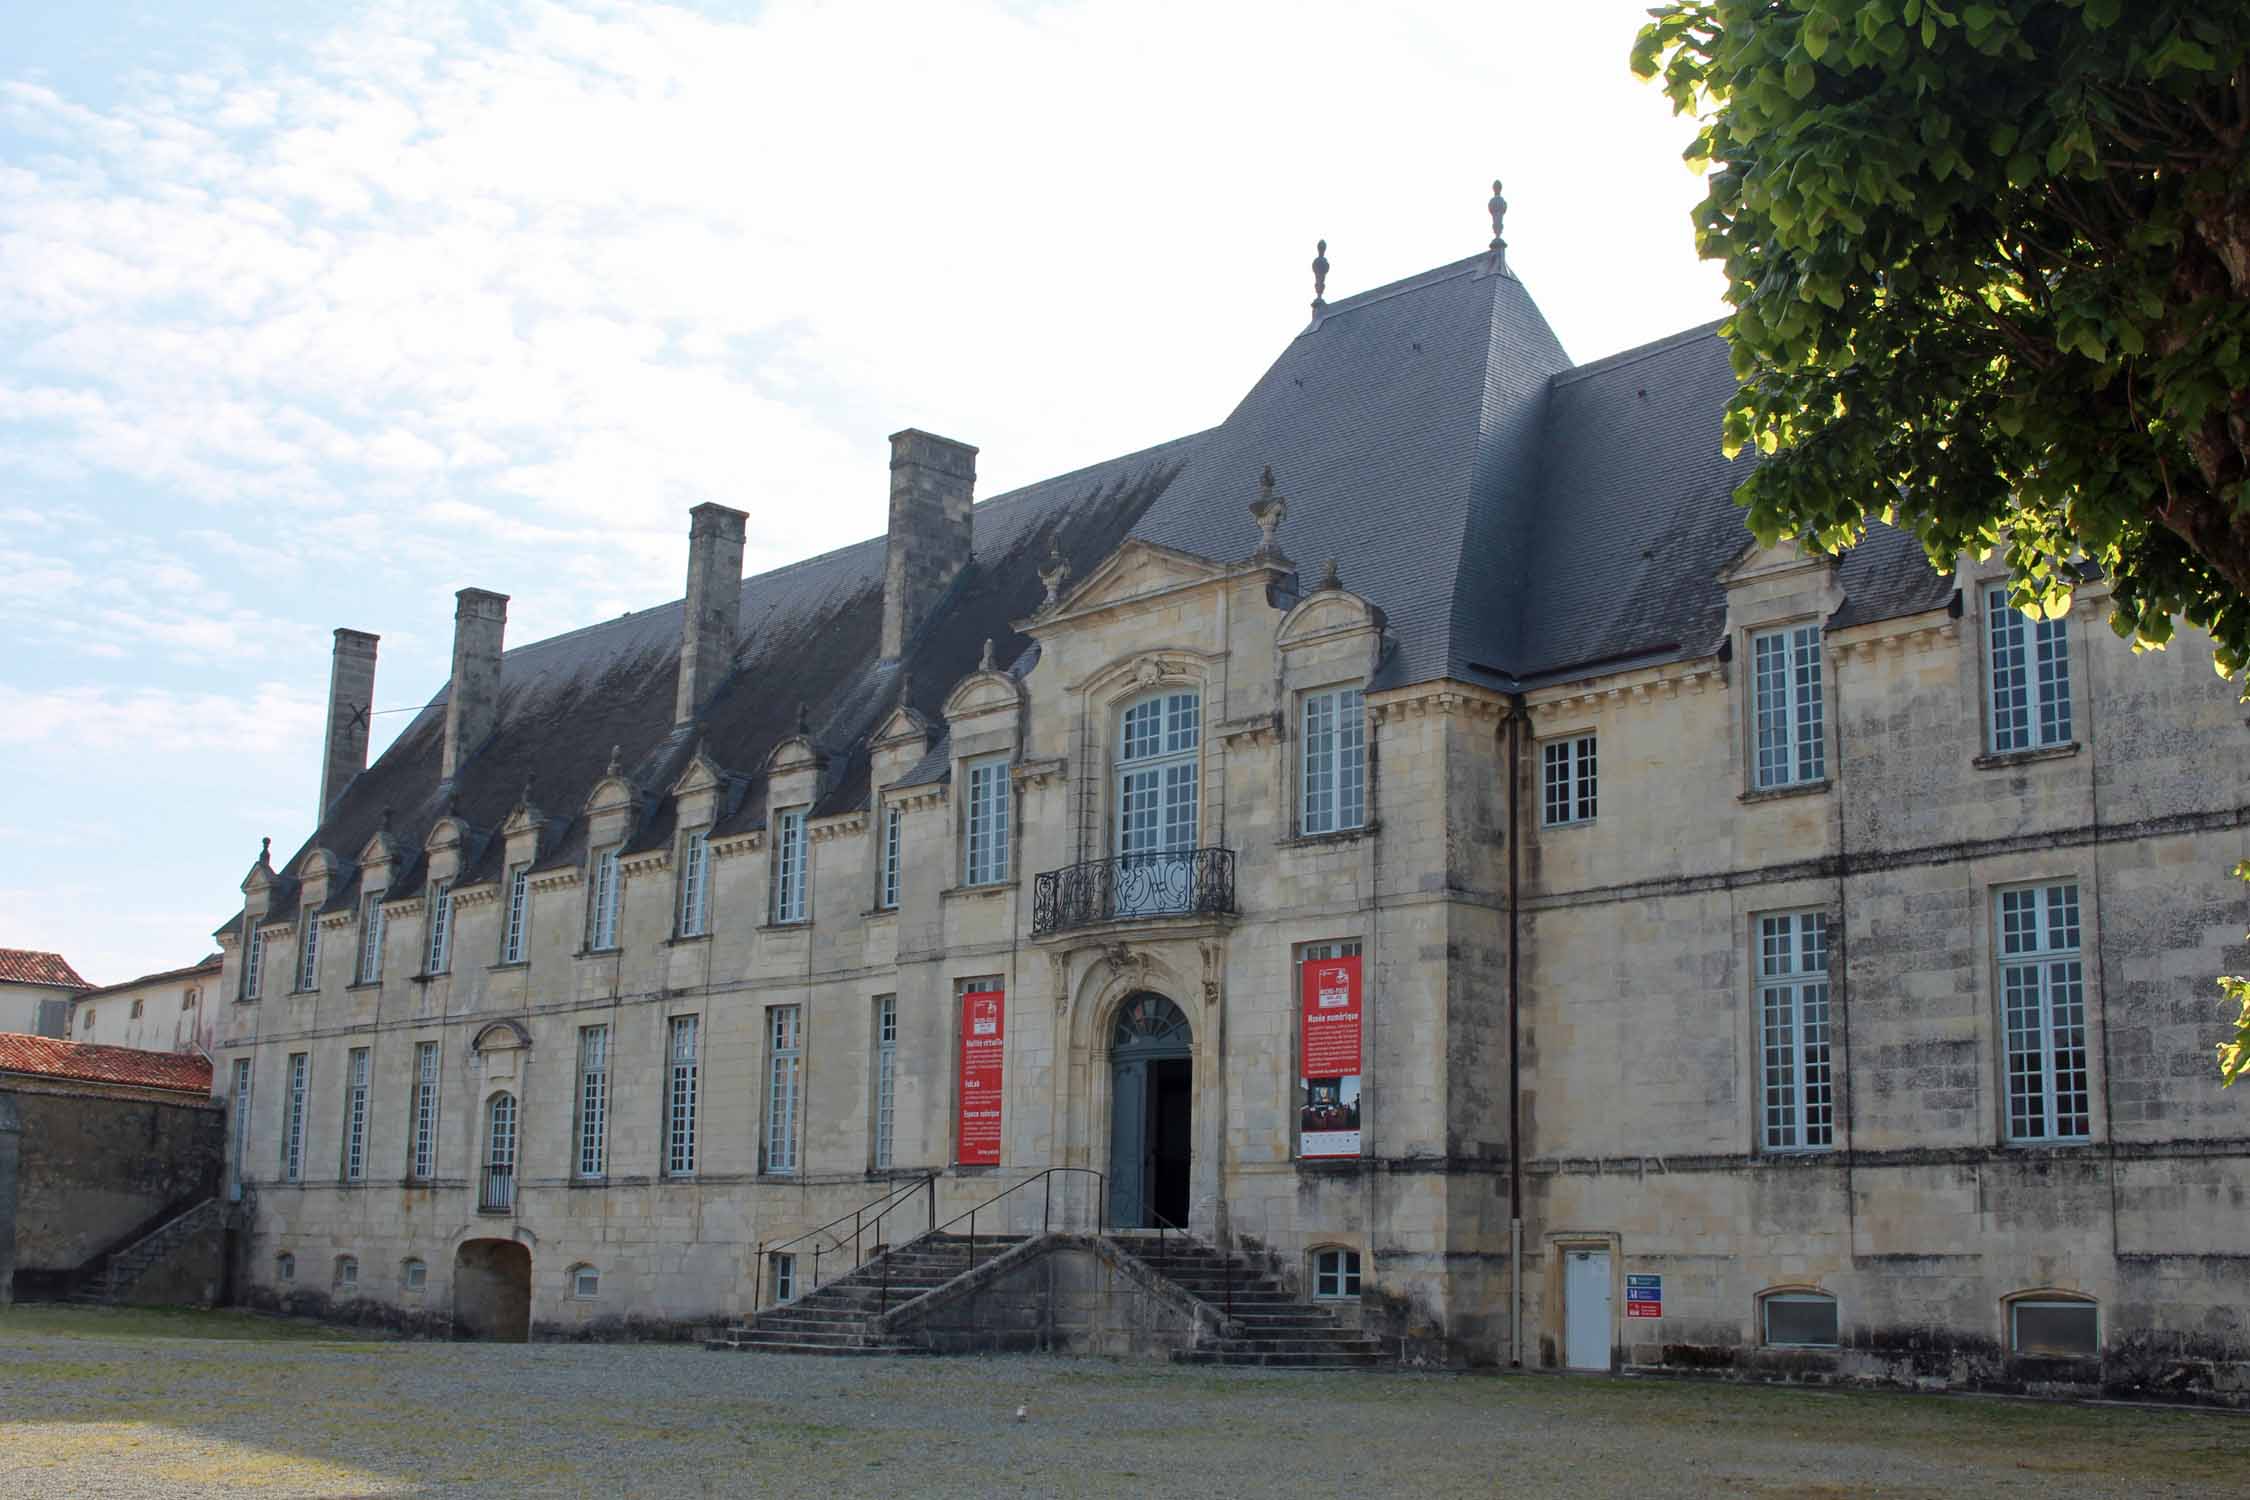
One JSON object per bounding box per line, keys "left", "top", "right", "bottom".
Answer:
{"left": 1026, "top": 539, "right": 1228, "bottom": 629}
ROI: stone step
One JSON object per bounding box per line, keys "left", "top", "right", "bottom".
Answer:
{"left": 706, "top": 1338, "right": 923, "bottom": 1357}
{"left": 1173, "top": 1349, "right": 1388, "bottom": 1369}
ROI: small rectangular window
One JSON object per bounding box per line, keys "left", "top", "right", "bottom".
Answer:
{"left": 879, "top": 805, "right": 903, "bottom": 910}
{"left": 1758, "top": 912, "right": 1834, "bottom": 1152}
{"left": 410, "top": 1041, "right": 440, "bottom": 1181}
{"left": 771, "top": 809, "right": 808, "bottom": 924}
{"left": 2011, "top": 1299, "right": 2098, "bottom": 1358}
{"left": 1751, "top": 625, "right": 1825, "bottom": 789}
{"left": 425, "top": 881, "right": 454, "bottom": 974}
{"left": 665, "top": 1015, "right": 700, "bottom": 1176}
{"left": 295, "top": 915, "right": 320, "bottom": 993}
{"left": 964, "top": 758, "right": 1012, "bottom": 886}
{"left": 771, "top": 1251, "right": 797, "bottom": 1303}
{"left": 1541, "top": 734, "right": 1598, "bottom": 826}
{"left": 1300, "top": 686, "right": 1368, "bottom": 835}
{"left": 575, "top": 1025, "right": 609, "bottom": 1179}
{"left": 241, "top": 923, "right": 266, "bottom": 1001}
{"left": 677, "top": 830, "right": 710, "bottom": 937}
{"left": 501, "top": 864, "right": 531, "bottom": 964}
{"left": 766, "top": 1005, "right": 803, "bottom": 1175}
{"left": 403, "top": 1259, "right": 427, "bottom": 1290}
{"left": 1313, "top": 1247, "right": 1362, "bottom": 1299}
{"left": 574, "top": 1266, "right": 600, "bottom": 1298}
{"left": 281, "top": 1052, "right": 309, "bottom": 1183}
{"left": 1988, "top": 588, "right": 2073, "bottom": 752}
{"left": 872, "top": 995, "right": 898, "bottom": 1170}
{"left": 2000, "top": 882, "right": 2090, "bottom": 1143}
{"left": 1762, "top": 1293, "right": 1838, "bottom": 1347}
{"left": 130, "top": 998, "right": 144, "bottom": 1019}
{"left": 341, "top": 1047, "right": 370, "bottom": 1183}
{"left": 357, "top": 892, "right": 386, "bottom": 983}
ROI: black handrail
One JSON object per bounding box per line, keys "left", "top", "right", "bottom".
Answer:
{"left": 928, "top": 1166, "right": 1107, "bottom": 1275}
{"left": 1031, "top": 848, "right": 1236, "bottom": 936}
{"left": 754, "top": 1172, "right": 938, "bottom": 1310}
{"left": 1142, "top": 1210, "right": 1231, "bottom": 1320}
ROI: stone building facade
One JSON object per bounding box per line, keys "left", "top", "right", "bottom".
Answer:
{"left": 208, "top": 229, "right": 2249, "bottom": 1392}
{"left": 70, "top": 955, "right": 223, "bottom": 1054}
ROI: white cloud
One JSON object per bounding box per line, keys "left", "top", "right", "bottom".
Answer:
{"left": 0, "top": 680, "right": 323, "bottom": 754}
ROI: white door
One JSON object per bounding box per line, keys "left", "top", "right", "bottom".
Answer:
{"left": 1564, "top": 1248, "right": 1612, "bottom": 1371}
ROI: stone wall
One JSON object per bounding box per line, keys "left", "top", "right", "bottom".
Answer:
{"left": 1, "top": 1086, "right": 224, "bottom": 1295}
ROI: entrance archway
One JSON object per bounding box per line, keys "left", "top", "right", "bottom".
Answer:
{"left": 453, "top": 1238, "right": 531, "bottom": 1342}
{"left": 1107, "top": 993, "right": 1192, "bottom": 1229}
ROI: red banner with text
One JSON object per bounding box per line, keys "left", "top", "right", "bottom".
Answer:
{"left": 1298, "top": 956, "right": 1363, "bottom": 1159}
{"left": 957, "top": 987, "right": 1005, "bottom": 1165}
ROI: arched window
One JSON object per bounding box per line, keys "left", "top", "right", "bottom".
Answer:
{"left": 481, "top": 1092, "right": 518, "bottom": 1213}
{"left": 275, "top": 1252, "right": 295, "bottom": 1282}
{"left": 1114, "top": 690, "right": 1201, "bottom": 916}
{"left": 1311, "top": 1246, "right": 1362, "bottom": 1300}
{"left": 1759, "top": 1288, "right": 1838, "bottom": 1347}
{"left": 2008, "top": 1292, "right": 2097, "bottom": 1358}
{"left": 570, "top": 1264, "right": 600, "bottom": 1299}
{"left": 334, "top": 1254, "right": 358, "bottom": 1290}
{"left": 401, "top": 1257, "right": 427, "bottom": 1292}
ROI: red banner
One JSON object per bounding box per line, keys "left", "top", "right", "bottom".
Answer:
{"left": 1299, "top": 956, "right": 1363, "bottom": 1159}
{"left": 957, "top": 988, "right": 1005, "bottom": 1165}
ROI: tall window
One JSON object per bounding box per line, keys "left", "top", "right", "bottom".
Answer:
{"left": 295, "top": 914, "right": 320, "bottom": 992}
{"left": 281, "top": 1052, "right": 309, "bottom": 1182}
{"left": 586, "top": 846, "right": 622, "bottom": 950}
{"left": 500, "top": 863, "right": 531, "bottom": 963}
{"left": 766, "top": 1005, "right": 803, "bottom": 1175}
{"left": 771, "top": 808, "right": 808, "bottom": 924}
{"left": 425, "top": 880, "right": 454, "bottom": 974}
{"left": 677, "top": 830, "right": 710, "bottom": 938}
{"left": 1988, "top": 589, "right": 2073, "bottom": 751}
{"left": 575, "top": 1025, "right": 609, "bottom": 1178}
{"left": 1759, "top": 911, "right": 1833, "bottom": 1152}
{"left": 964, "top": 757, "right": 1012, "bottom": 886}
{"left": 410, "top": 1041, "right": 440, "bottom": 1181}
{"left": 2000, "top": 882, "right": 2090, "bottom": 1142}
{"left": 1542, "top": 734, "right": 1598, "bottom": 826}
{"left": 341, "top": 1047, "right": 370, "bottom": 1183}
{"left": 481, "top": 1092, "right": 516, "bottom": 1212}
{"left": 241, "top": 922, "right": 266, "bottom": 1000}
{"left": 1751, "top": 625, "right": 1825, "bottom": 789}
{"left": 357, "top": 893, "right": 386, "bottom": 983}
{"left": 1300, "top": 686, "right": 1367, "bottom": 834}
{"left": 872, "top": 996, "right": 897, "bottom": 1170}
{"left": 229, "top": 1057, "right": 253, "bottom": 1198}
{"left": 1116, "top": 690, "right": 1201, "bottom": 917}
{"left": 879, "top": 805, "right": 903, "bottom": 910}
{"left": 665, "top": 1015, "right": 700, "bottom": 1176}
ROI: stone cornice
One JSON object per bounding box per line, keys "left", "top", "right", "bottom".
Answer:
{"left": 1214, "top": 712, "right": 1281, "bottom": 747}
{"left": 810, "top": 812, "right": 868, "bottom": 843}
{"left": 1011, "top": 757, "right": 1068, "bottom": 789}
{"left": 1527, "top": 660, "right": 1728, "bottom": 719}
{"left": 619, "top": 849, "right": 670, "bottom": 875}
{"left": 892, "top": 784, "right": 950, "bottom": 812}
{"left": 451, "top": 883, "right": 501, "bottom": 909}
{"left": 711, "top": 830, "right": 764, "bottom": 858}
{"left": 529, "top": 868, "right": 583, "bottom": 893}
{"left": 1828, "top": 616, "right": 1959, "bottom": 664}
{"left": 1368, "top": 683, "right": 1507, "bottom": 725}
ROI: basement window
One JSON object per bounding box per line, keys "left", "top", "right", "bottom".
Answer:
{"left": 2010, "top": 1297, "right": 2098, "bottom": 1359}
{"left": 402, "top": 1258, "right": 427, "bottom": 1292}
{"left": 334, "top": 1255, "right": 358, "bottom": 1290}
{"left": 1760, "top": 1291, "right": 1838, "bottom": 1348}
{"left": 1312, "top": 1247, "right": 1362, "bottom": 1300}
{"left": 275, "top": 1252, "right": 295, "bottom": 1283}
{"left": 572, "top": 1265, "right": 601, "bottom": 1299}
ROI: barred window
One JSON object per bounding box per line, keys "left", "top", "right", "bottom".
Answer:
{"left": 964, "top": 758, "right": 1012, "bottom": 886}
{"left": 2000, "top": 883, "right": 2090, "bottom": 1143}
{"left": 1541, "top": 734, "right": 1597, "bottom": 826}
{"left": 771, "top": 809, "right": 809, "bottom": 924}
{"left": 665, "top": 1015, "right": 700, "bottom": 1176}
{"left": 1759, "top": 912, "right": 1833, "bottom": 1152}
{"left": 1301, "top": 686, "right": 1367, "bottom": 834}
{"left": 575, "top": 1025, "right": 609, "bottom": 1179}
{"left": 1988, "top": 588, "right": 2072, "bottom": 752}
{"left": 766, "top": 1005, "right": 803, "bottom": 1175}
{"left": 1751, "top": 625, "right": 1825, "bottom": 789}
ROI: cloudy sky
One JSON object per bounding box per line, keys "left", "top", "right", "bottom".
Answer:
{"left": 0, "top": 0, "right": 1726, "bottom": 986}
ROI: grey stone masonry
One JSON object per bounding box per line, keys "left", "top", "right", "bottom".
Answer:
{"left": 674, "top": 503, "right": 748, "bottom": 725}
{"left": 319, "top": 629, "right": 379, "bottom": 823}
{"left": 881, "top": 428, "right": 977, "bottom": 661}
{"left": 441, "top": 589, "right": 508, "bottom": 782}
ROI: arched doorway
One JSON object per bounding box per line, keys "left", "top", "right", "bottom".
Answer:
{"left": 1108, "top": 993, "right": 1192, "bottom": 1229}
{"left": 453, "top": 1238, "right": 531, "bottom": 1342}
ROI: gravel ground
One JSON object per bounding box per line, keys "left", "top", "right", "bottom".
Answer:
{"left": 0, "top": 1307, "right": 2240, "bottom": 1498}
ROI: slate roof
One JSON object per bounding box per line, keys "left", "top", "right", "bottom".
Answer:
{"left": 77, "top": 954, "right": 225, "bottom": 1001}
{"left": 0, "top": 1033, "right": 214, "bottom": 1096}
{"left": 0, "top": 949, "right": 91, "bottom": 991}
{"left": 218, "top": 245, "right": 1962, "bottom": 936}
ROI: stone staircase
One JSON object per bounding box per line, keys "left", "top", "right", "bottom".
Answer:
{"left": 707, "top": 1232, "right": 1030, "bottom": 1355}
{"left": 68, "top": 1197, "right": 222, "bottom": 1306}
{"left": 1109, "top": 1234, "right": 1391, "bottom": 1370}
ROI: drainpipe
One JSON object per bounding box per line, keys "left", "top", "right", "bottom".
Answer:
{"left": 1504, "top": 697, "right": 1525, "bottom": 1367}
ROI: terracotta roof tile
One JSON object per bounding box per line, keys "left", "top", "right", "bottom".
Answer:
{"left": 0, "top": 949, "right": 92, "bottom": 990}
{"left": 0, "top": 1033, "right": 213, "bottom": 1095}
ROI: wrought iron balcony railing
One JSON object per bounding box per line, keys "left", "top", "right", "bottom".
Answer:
{"left": 1031, "top": 847, "right": 1236, "bottom": 936}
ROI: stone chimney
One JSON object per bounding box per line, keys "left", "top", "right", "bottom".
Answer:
{"left": 319, "top": 628, "right": 379, "bottom": 823}
{"left": 442, "top": 588, "right": 510, "bottom": 782}
{"left": 881, "top": 429, "right": 977, "bottom": 661}
{"left": 675, "top": 503, "right": 748, "bottom": 725}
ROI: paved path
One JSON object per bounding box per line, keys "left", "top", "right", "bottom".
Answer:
{"left": 0, "top": 1309, "right": 2237, "bottom": 1497}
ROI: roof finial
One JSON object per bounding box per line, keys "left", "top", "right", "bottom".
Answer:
{"left": 519, "top": 774, "right": 537, "bottom": 809}
{"left": 895, "top": 671, "right": 913, "bottom": 710}
{"left": 1249, "top": 468, "right": 1288, "bottom": 561}
{"left": 1310, "top": 240, "right": 1329, "bottom": 311}
{"left": 259, "top": 835, "right": 271, "bottom": 865}
{"left": 795, "top": 701, "right": 811, "bottom": 736}
{"left": 606, "top": 744, "right": 622, "bottom": 777}
{"left": 1320, "top": 558, "right": 1342, "bottom": 591}
{"left": 1486, "top": 179, "right": 1508, "bottom": 271}
{"left": 1038, "top": 538, "right": 1072, "bottom": 613}
{"left": 378, "top": 804, "right": 393, "bottom": 832}
{"left": 979, "top": 637, "right": 997, "bottom": 672}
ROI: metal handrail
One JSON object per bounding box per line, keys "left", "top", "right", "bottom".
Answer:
{"left": 1139, "top": 1209, "right": 1231, "bottom": 1320}
{"left": 928, "top": 1166, "right": 1107, "bottom": 1275}
{"left": 753, "top": 1172, "right": 939, "bottom": 1311}
{"left": 1031, "top": 847, "right": 1236, "bottom": 936}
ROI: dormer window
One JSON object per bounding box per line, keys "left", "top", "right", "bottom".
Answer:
{"left": 586, "top": 846, "right": 622, "bottom": 951}
{"left": 500, "top": 863, "right": 531, "bottom": 964}
{"left": 677, "top": 830, "right": 711, "bottom": 937}
{"left": 425, "top": 880, "right": 454, "bottom": 974}
{"left": 1751, "top": 625, "right": 1824, "bottom": 789}
{"left": 1300, "top": 686, "right": 1367, "bottom": 834}
{"left": 878, "top": 805, "right": 902, "bottom": 911}
{"left": 1987, "top": 588, "right": 2072, "bottom": 751}
{"left": 963, "top": 757, "right": 1012, "bottom": 886}
{"left": 356, "top": 892, "right": 386, "bottom": 983}
{"left": 295, "top": 914, "right": 320, "bottom": 993}
{"left": 771, "top": 808, "right": 809, "bottom": 924}
{"left": 241, "top": 922, "right": 266, "bottom": 1001}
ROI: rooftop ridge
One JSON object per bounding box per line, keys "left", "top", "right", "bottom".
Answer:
{"left": 1299, "top": 253, "right": 1492, "bottom": 329}
{"left": 1549, "top": 318, "right": 1728, "bottom": 388}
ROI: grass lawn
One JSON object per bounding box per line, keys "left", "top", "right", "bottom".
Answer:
{"left": 0, "top": 1302, "right": 390, "bottom": 1343}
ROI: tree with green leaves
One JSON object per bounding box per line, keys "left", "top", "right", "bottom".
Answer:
{"left": 1632, "top": 0, "right": 2250, "bottom": 1080}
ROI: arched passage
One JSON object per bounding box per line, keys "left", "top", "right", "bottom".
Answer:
{"left": 1107, "top": 992, "right": 1192, "bottom": 1229}
{"left": 453, "top": 1238, "right": 531, "bottom": 1342}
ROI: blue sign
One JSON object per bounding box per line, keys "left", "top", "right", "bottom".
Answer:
{"left": 1625, "top": 1273, "right": 1662, "bottom": 1318}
